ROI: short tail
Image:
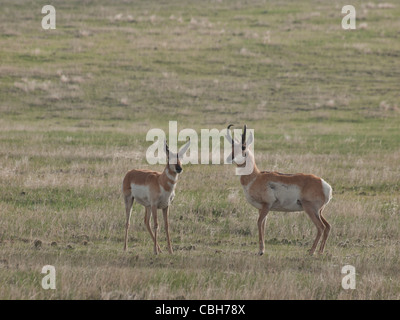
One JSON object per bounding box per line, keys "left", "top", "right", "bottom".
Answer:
{"left": 321, "top": 179, "right": 333, "bottom": 205}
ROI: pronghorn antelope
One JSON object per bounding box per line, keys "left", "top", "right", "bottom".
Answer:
{"left": 122, "top": 139, "right": 190, "bottom": 254}
{"left": 226, "top": 125, "right": 332, "bottom": 256}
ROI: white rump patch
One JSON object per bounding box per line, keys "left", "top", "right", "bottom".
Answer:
{"left": 321, "top": 179, "right": 333, "bottom": 204}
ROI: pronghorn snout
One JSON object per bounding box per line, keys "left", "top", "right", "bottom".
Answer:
{"left": 232, "top": 153, "right": 246, "bottom": 166}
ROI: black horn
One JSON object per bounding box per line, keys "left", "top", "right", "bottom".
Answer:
{"left": 242, "top": 124, "right": 247, "bottom": 149}
{"left": 165, "top": 139, "right": 169, "bottom": 152}
{"left": 227, "top": 124, "right": 234, "bottom": 144}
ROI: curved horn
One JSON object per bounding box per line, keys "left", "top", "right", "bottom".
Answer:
{"left": 226, "top": 124, "right": 234, "bottom": 144}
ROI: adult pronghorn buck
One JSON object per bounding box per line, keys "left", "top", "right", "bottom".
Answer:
{"left": 226, "top": 125, "right": 332, "bottom": 256}
{"left": 122, "top": 139, "right": 190, "bottom": 254}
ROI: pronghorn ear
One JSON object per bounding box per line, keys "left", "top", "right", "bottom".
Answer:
{"left": 246, "top": 131, "right": 254, "bottom": 147}
{"left": 178, "top": 138, "right": 191, "bottom": 158}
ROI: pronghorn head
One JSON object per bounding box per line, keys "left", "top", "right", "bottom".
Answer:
{"left": 225, "top": 124, "right": 254, "bottom": 167}
{"left": 164, "top": 139, "right": 191, "bottom": 174}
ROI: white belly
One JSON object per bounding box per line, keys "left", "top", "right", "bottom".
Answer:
{"left": 268, "top": 182, "right": 303, "bottom": 212}
{"left": 131, "top": 183, "right": 175, "bottom": 209}
{"left": 131, "top": 183, "right": 151, "bottom": 207}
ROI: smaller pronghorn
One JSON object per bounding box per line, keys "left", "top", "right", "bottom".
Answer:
{"left": 226, "top": 125, "right": 332, "bottom": 256}
{"left": 122, "top": 139, "right": 190, "bottom": 254}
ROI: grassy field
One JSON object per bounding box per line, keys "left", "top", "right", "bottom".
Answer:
{"left": 0, "top": 0, "right": 399, "bottom": 300}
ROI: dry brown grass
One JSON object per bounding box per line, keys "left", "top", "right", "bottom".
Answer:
{"left": 1, "top": 0, "right": 400, "bottom": 300}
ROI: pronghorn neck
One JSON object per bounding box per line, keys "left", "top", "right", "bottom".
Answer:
{"left": 161, "top": 164, "right": 179, "bottom": 188}
{"left": 239, "top": 153, "right": 260, "bottom": 186}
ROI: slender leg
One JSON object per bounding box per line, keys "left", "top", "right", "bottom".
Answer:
{"left": 303, "top": 201, "right": 326, "bottom": 255}
{"left": 163, "top": 207, "right": 173, "bottom": 254}
{"left": 144, "top": 206, "right": 162, "bottom": 253}
{"left": 257, "top": 205, "right": 269, "bottom": 256}
{"left": 151, "top": 205, "right": 160, "bottom": 255}
{"left": 318, "top": 208, "right": 331, "bottom": 254}
{"left": 123, "top": 195, "right": 134, "bottom": 251}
